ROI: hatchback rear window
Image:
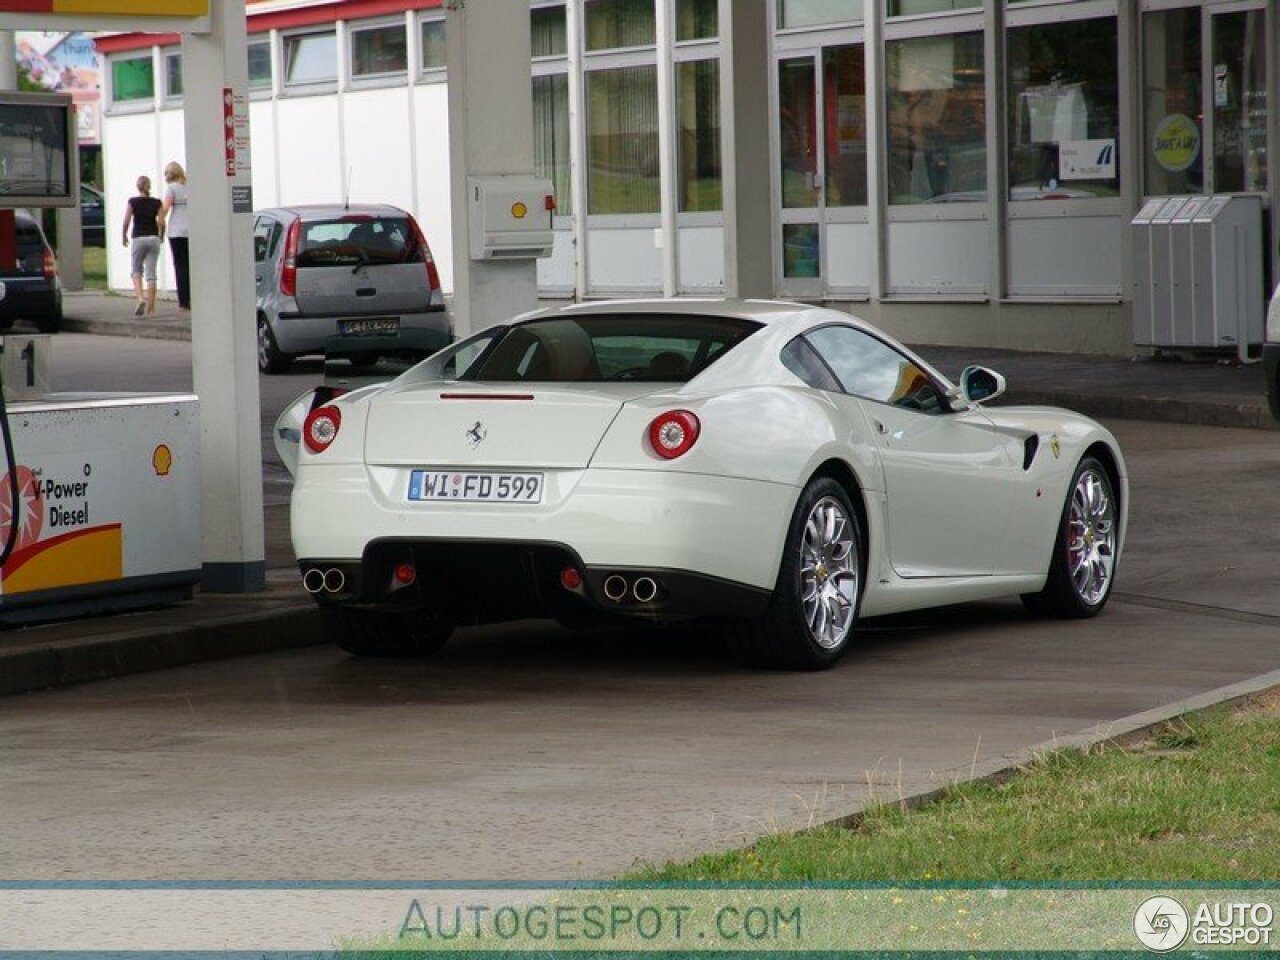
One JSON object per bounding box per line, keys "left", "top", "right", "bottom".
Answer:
{"left": 295, "top": 216, "right": 421, "bottom": 268}
{"left": 461, "top": 313, "right": 761, "bottom": 383}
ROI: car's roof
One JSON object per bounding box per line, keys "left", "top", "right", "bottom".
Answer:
{"left": 529, "top": 297, "right": 832, "bottom": 328}
{"left": 257, "top": 203, "right": 411, "bottom": 220}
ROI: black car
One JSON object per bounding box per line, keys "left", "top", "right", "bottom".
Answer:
{"left": 81, "top": 184, "right": 106, "bottom": 247}
{"left": 0, "top": 211, "right": 63, "bottom": 334}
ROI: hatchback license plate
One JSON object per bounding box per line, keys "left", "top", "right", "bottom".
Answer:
{"left": 342, "top": 317, "right": 398, "bottom": 335}
{"left": 409, "top": 471, "right": 544, "bottom": 503}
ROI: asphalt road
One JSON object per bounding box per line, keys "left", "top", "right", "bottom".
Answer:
{"left": 3, "top": 334, "right": 1277, "bottom": 879}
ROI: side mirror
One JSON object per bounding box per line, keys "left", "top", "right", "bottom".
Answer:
{"left": 959, "top": 365, "right": 1006, "bottom": 406}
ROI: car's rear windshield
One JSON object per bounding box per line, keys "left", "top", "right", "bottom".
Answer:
{"left": 295, "top": 216, "right": 421, "bottom": 268}
{"left": 460, "top": 314, "right": 761, "bottom": 383}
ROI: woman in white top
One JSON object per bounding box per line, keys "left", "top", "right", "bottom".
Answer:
{"left": 159, "top": 160, "right": 191, "bottom": 310}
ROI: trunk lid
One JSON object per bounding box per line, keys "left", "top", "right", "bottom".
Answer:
{"left": 292, "top": 215, "right": 430, "bottom": 317}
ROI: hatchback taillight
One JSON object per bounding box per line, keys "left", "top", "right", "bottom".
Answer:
{"left": 408, "top": 215, "right": 441, "bottom": 292}
{"left": 648, "top": 410, "right": 700, "bottom": 460}
{"left": 41, "top": 248, "right": 56, "bottom": 281}
{"left": 303, "top": 405, "right": 342, "bottom": 453}
{"left": 279, "top": 219, "right": 301, "bottom": 297}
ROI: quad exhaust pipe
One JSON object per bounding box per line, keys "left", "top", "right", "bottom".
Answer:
{"left": 303, "top": 567, "right": 347, "bottom": 594}
{"left": 600, "top": 573, "right": 660, "bottom": 605}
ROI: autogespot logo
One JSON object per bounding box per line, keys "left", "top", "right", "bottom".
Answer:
{"left": 1134, "top": 896, "right": 1190, "bottom": 952}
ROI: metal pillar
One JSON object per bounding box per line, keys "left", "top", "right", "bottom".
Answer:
{"left": 445, "top": 0, "right": 539, "bottom": 335}
{"left": 182, "top": 0, "right": 265, "bottom": 592}
{"left": 719, "top": 0, "right": 773, "bottom": 300}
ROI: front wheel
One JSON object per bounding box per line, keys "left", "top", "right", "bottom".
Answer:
{"left": 257, "top": 314, "right": 292, "bottom": 374}
{"left": 320, "top": 605, "right": 453, "bottom": 658}
{"left": 730, "top": 477, "right": 863, "bottom": 670}
{"left": 1022, "top": 456, "right": 1118, "bottom": 618}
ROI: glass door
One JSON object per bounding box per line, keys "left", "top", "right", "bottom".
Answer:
{"left": 777, "top": 55, "right": 824, "bottom": 295}
{"left": 1209, "top": 6, "right": 1267, "bottom": 195}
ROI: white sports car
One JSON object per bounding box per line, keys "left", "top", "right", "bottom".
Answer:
{"left": 276, "top": 299, "right": 1127, "bottom": 669}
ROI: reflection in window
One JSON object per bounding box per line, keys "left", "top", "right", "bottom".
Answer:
{"left": 284, "top": 31, "right": 337, "bottom": 86}
{"left": 1213, "top": 10, "right": 1267, "bottom": 193}
{"left": 585, "top": 0, "right": 655, "bottom": 51}
{"left": 352, "top": 24, "right": 407, "bottom": 77}
{"left": 1142, "top": 8, "right": 1202, "bottom": 195}
{"left": 805, "top": 326, "right": 943, "bottom": 413}
{"left": 677, "top": 60, "right": 721, "bottom": 212}
{"left": 888, "top": 0, "right": 980, "bottom": 15}
{"left": 248, "top": 40, "right": 272, "bottom": 90}
{"left": 676, "top": 0, "right": 718, "bottom": 40}
{"left": 533, "top": 74, "right": 573, "bottom": 216}
{"left": 421, "top": 19, "right": 446, "bottom": 71}
{"left": 1007, "top": 18, "right": 1119, "bottom": 200}
{"left": 586, "top": 66, "right": 659, "bottom": 214}
{"left": 165, "top": 52, "right": 182, "bottom": 99}
{"left": 532, "top": 6, "right": 567, "bottom": 57}
{"left": 779, "top": 58, "right": 817, "bottom": 209}
{"left": 824, "top": 45, "right": 867, "bottom": 207}
{"left": 886, "top": 32, "right": 986, "bottom": 204}
{"left": 783, "top": 223, "right": 820, "bottom": 279}
{"left": 777, "top": 0, "right": 860, "bottom": 29}
{"left": 112, "top": 56, "right": 154, "bottom": 103}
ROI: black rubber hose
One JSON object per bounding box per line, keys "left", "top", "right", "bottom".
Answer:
{"left": 0, "top": 386, "right": 21, "bottom": 569}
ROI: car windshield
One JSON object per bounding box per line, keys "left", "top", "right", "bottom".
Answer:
{"left": 295, "top": 216, "right": 420, "bottom": 268}
{"left": 459, "top": 313, "right": 761, "bottom": 383}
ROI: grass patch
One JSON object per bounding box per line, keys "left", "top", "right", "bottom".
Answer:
{"left": 81, "top": 245, "right": 107, "bottom": 290}
{"left": 638, "top": 690, "right": 1280, "bottom": 881}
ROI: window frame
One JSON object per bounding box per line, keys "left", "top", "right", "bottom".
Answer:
{"left": 281, "top": 27, "right": 339, "bottom": 92}
{"left": 107, "top": 51, "right": 156, "bottom": 112}
{"left": 162, "top": 49, "right": 183, "bottom": 105}
{"left": 798, "top": 323, "right": 956, "bottom": 414}
{"left": 247, "top": 36, "right": 275, "bottom": 97}
{"left": 349, "top": 18, "right": 409, "bottom": 84}
{"left": 417, "top": 13, "right": 447, "bottom": 81}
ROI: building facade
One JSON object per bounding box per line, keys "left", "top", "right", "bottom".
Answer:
{"left": 97, "top": 0, "right": 1277, "bottom": 354}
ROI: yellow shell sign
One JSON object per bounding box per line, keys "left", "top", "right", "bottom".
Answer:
{"left": 1152, "top": 113, "right": 1200, "bottom": 174}
{"left": 0, "top": 1, "right": 207, "bottom": 14}
{"left": 510, "top": 201, "right": 528, "bottom": 220}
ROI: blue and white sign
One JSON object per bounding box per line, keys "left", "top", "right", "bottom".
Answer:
{"left": 1059, "top": 138, "right": 1116, "bottom": 180}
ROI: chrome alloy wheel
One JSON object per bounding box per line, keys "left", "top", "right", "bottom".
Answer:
{"left": 257, "top": 316, "right": 273, "bottom": 370}
{"left": 1066, "top": 466, "right": 1116, "bottom": 607}
{"left": 799, "top": 496, "right": 859, "bottom": 650}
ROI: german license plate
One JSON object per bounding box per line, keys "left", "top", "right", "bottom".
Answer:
{"left": 408, "top": 471, "right": 544, "bottom": 503}
{"left": 341, "top": 317, "right": 398, "bottom": 335}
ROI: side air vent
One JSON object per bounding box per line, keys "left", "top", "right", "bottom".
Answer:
{"left": 1023, "top": 435, "right": 1040, "bottom": 471}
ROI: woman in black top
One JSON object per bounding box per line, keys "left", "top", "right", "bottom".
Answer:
{"left": 121, "top": 175, "right": 164, "bottom": 316}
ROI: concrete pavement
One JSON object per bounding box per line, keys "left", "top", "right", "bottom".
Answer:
{"left": 0, "top": 290, "right": 1274, "bottom": 700}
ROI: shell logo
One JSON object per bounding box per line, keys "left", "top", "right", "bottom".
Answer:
{"left": 510, "top": 201, "right": 528, "bottom": 220}
{"left": 153, "top": 444, "right": 173, "bottom": 476}
{"left": 0, "top": 466, "right": 43, "bottom": 555}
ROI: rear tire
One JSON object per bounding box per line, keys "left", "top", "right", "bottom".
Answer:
{"left": 320, "top": 605, "right": 453, "bottom": 658}
{"left": 257, "top": 314, "right": 292, "bottom": 374}
{"left": 1021, "top": 455, "right": 1118, "bottom": 618}
{"left": 730, "top": 477, "right": 863, "bottom": 670}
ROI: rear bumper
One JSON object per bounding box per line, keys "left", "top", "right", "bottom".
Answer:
{"left": 0, "top": 278, "right": 60, "bottom": 318}
{"left": 1265, "top": 342, "right": 1280, "bottom": 422}
{"left": 270, "top": 303, "right": 448, "bottom": 356}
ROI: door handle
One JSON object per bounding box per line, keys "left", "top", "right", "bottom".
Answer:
{"left": 872, "top": 419, "right": 888, "bottom": 435}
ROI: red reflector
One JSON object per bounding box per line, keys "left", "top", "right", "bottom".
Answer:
{"left": 439, "top": 393, "right": 535, "bottom": 400}
{"left": 303, "top": 405, "right": 342, "bottom": 453}
{"left": 648, "top": 410, "right": 700, "bottom": 460}
{"left": 560, "top": 567, "right": 582, "bottom": 591}
{"left": 544, "top": 194, "right": 556, "bottom": 212}
{"left": 394, "top": 563, "right": 416, "bottom": 585}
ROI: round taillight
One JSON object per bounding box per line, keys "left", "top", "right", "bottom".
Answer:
{"left": 303, "top": 405, "right": 342, "bottom": 453}
{"left": 648, "top": 410, "right": 700, "bottom": 460}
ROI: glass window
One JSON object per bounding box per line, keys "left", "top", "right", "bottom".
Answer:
{"left": 781, "top": 336, "right": 842, "bottom": 391}
{"left": 677, "top": 0, "right": 718, "bottom": 40}
{"left": 888, "top": 0, "right": 980, "bottom": 15}
{"left": 677, "top": 59, "right": 721, "bottom": 212}
{"left": 1213, "top": 10, "right": 1267, "bottom": 194}
{"left": 253, "top": 217, "right": 275, "bottom": 263}
{"left": 248, "top": 40, "right": 272, "bottom": 90}
{"left": 284, "top": 31, "right": 337, "bottom": 86}
{"left": 462, "top": 314, "right": 760, "bottom": 383}
{"left": 295, "top": 216, "right": 423, "bottom": 267}
{"left": 886, "top": 32, "right": 986, "bottom": 204}
{"left": 164, "top": 52, "right": 182, "bottom": 99}
{"left": 1142, "top": 8, "right": 1202, "bottom": 196}
{"left": 352, "top": 24, "right": 407, "bottom": 77}
{"left": 586, "top": 66, "right": 659, "bottom": 214}
{"left": 585, "top": 0, "right": 655, "bottom": 51}
{"left": 111, "top": 56, "right": 154, "bottom": 103}
{"left": 779, "top": 57, "right": 818, "bottom": 209}
{"left": 421, "top": 18, "right": 446, "bottom": 71}
{"left": 805, "top": 326, "right": 946, "bottom": 413}
{"left": 778, "top": 0, "right": 861, "bottom": 29}
{"left": 533, "top": 73, "right": 573, "bottom": 216}
{"left": 1007, "top": 18, "right": 1119, "bottom": 200}
{"left": 532, "top": 6, "right": 568, "bottom": 57}
{"left": 824, "top": 45, "right": 867, "bottom": 207}
{"left": 783, "top": 223, "right": 820, "bottom": 278}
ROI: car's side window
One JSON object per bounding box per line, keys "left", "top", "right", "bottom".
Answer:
{"left": 781, "top": 336, "right": 842, "bottom": 392}
{"left": 805, "top": 325, "right": 946, "bottom": 414}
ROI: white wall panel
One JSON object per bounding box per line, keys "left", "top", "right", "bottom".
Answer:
{"left": 676, "top": 226, "right": 724, "bottom": 293}
{"left": 887, "top": 219, "right": 988, "bottom": 295}
{"left": 248, "top": 100, "right": 279, "bottom": 210}
{"left": 273, "top": 97, "right": 343, "bottom": 205}
{"left": 537, "top": 227, "right": 576, "bottom": 293}
{"left": 587, "top": 227, "right": 663, "bottom": 294}
{"left": 104, "top": 112, "right": 165, "bottom": 292}
{"left": 411, "top": 83, "right": 453, "bottom": 292}
{"left": 826, "top": 221, "right": 873, "bottom": 293}
{"left": 1007, "top": 215, "right": 1123, "bottom": 297}
{"left": 342, "top": 88, "right": 415, "bottom": 211}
